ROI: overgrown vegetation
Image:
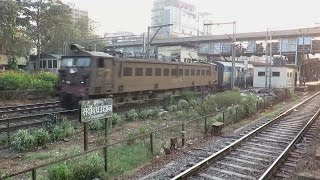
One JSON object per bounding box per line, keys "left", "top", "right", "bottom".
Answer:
{"left": 0, "top": 71, "right": 58, "bottom": 92}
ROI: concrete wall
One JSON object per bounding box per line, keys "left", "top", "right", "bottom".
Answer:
{"left": 253, "top": 66, "right": 295, "bottom": 89}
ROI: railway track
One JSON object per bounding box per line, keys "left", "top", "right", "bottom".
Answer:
{"left": 0, "top": 101, "right": 61, "bottom": 117}
{"left": 171, "top": 91, "right": 320, "bottom": 180}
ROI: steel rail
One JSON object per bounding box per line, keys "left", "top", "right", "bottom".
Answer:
{"left": 171, "top": 91, "right": 320, "bottom": 180}
{"left": 258, "top": 107, "right": 320, "bottom": 179}
{"left": 0, "top": 101, "right": 60, "bottom": 110}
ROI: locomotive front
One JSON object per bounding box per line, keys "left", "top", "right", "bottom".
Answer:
{"left": 58, "top": 44, "right": 114, "bottom": 109}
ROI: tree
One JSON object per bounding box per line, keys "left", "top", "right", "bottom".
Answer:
{"left": 0, "top": 0, "right": 31, "bottom": 70}
{"left": 23, "top": 0, "right": 72, "bottom": 70}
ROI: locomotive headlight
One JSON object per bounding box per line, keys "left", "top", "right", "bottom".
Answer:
{"left": 66, "top": 81, "right": 71, "bottom": 84}
{"left": 62, "top": 80, "right": 65, "bottom": 83}
{"left": 81, "top": 81, "right": 84, "bottom": 84}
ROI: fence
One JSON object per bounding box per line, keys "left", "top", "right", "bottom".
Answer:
{"left": 0, "top": 90, "right": 52, "bottom": 101}
{"left": 0, "top": 94, "right": 288, "bottom": 179}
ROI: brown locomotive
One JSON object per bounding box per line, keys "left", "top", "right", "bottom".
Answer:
{"left": 58, "top": 44, "right": 217, "bottom": 109}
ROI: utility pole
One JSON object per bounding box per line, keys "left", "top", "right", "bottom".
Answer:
{"left": 265, "top": 29, "right": 268, "bottom": 88}
{"left": 204, "top": 21, "right": 237, "bottom": 89}
{"left": 269, "top": 31, "right": 272, "bottom": 89}
{"left": 146, "top": 24, "right": 173, "bottom": 59}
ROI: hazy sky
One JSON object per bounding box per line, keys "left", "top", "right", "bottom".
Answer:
{"left": 65, "top": 0, "right": 320, "bottom": 36}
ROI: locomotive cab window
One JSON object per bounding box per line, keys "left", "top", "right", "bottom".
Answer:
{"left": 76, "top": 58, "right": 91, "bottom": 68}
{"left": 61, "top": 58, "right": 74, "bottom": 67}
{"left": 97, "top": 58, "right": 104, "bottom": 68}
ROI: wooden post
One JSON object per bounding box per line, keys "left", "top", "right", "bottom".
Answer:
{"left": 6, "top": 122, "right": 10, "bottom": 144}
{"left": 32, "top": 169, "right": 36, "bottom": 180}
{"left": 104, "top": 118, "right": 108, "bottom": 172}
{"left": 84, "top": 122, "right": 88, "bottom": 151}
{"left": 150, "top": 133, "right": 154, "bottom": 155}
{"left": 138, "top": 100, "right": 141, "bottom": 113}
{"left": 204, "top": 117, "right": 208, "bottom": 135}
{"left": 235, "top": 107, "right": 238, "bottom": 122}
{"left": 222, "top": 112, "right": 225, "bottom": 123}
{"left": 181, "top": 122, "right": 185, "bottom": 147}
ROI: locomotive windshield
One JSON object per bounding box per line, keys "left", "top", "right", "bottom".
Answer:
{"left": 61, "top": 57, "right": 91, "bottom": 68}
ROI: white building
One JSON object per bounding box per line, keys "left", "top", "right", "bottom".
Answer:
{"left": 151, "top": 0, "right": 212, "bottom": 38}
{"left": 253, "top": 64, "right": 297, "bottom": 89}
{"left": 70, "top": 8, "right": 88, "bottom": 23}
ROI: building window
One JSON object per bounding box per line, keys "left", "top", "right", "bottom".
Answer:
{"left": 40, "top": 61, "right": 43, "bottom": 68}
{"left": 258, "top": 72, "right": 265, "bottom": 76}
{"left": 179, "top": 69, "right": 183, "bottom": 76}
{"left": 164, "top": 68, "right": 169, "bottom": 76}
{"left": 53, "top": 60, "right": 58, "bottom": 68}
{"left": 272, "top": 72, "right": 280, "bottom": 77}
{"left": 135, "top": 68, "right": 143, "bottom": 76}
{"left": 185, "top": 69, "right": 190, "bottom": 76}
{"left": 97, "top": 58, "right": 104, "bottom": 68}
{"left": 201, "top": 70, "right": 205, "bottom": 76}
{"left": 146, "top": 68, "right": 153, "bottom": 76}
{"left": 155, "top": 68, "right": 161, "bottom": 76}
{"left": 191, "top": 69, "right": 195, "bottom": 76}
{"left": 42, "top": 60, "right": 47, "bottom": 68}
{"left": 123, "top": 67, "right": 132, "bottom": 76}
{"left": 48, "top": 60, "right": 53, "bottom": 68}
{"left": 171, "top": 69, "right": 177, "bottom": 76}
{"left": 196, "top": 70, "right": 200, "bottom": 76}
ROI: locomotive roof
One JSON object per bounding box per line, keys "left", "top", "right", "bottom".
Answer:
{"left": 67, "top": 50, "right": 114, "bottom": 58}
{"left": 212, "top": 61, "right": 253, "bottom": 68}
{"left": 114, "top": 57, "right": 213, "bottom": 67}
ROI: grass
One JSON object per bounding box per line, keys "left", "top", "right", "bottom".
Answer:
{"left": 107, "top": 142, "right": 152, "bottom": 177}
{"left": 25, "top": 145, "right": 82, "bottom": 162}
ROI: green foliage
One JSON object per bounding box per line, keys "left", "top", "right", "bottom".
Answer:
{"left": 89, "top": 120, "right": 103, "bottom": 131}
{"left": 33, "top": 128, "right": 50, "bottom": 146}
{"left": 11, "top": 129, "right": 35, "bottom": 151}
{"left": 202, "top": 91, "right": 242, "bottom": 113}
{"left": 7, "top": 57, "right": 18, "bottom": 70}
{"left": 0, "top": 71, "right": 58, "bottom": 92}
{"left": 189, "top": 99, "right": 198, "bottom": 107}
{"left": 167, "top": 105, "right": 177, "bottom": 112}
{"left": 241, "top": 94, "right": 258, "bottom": 115}
{"left": 177, "top": 99, "right": 189, "bottom": 110}
{"left": 181, "top": 91, "right": 196, "bottom": 102}
{"left": 52, "top": 121, "right": 74, "bottom": 141}
{"left": 60, "top": 120, "right": 75, "bottom": 136}
{"left": 176, "top": 111, "right": 184, "bottom": 118}
{"left": 71, "top": 153, "right": 104, "bottom": 180}
{"left": 150, "top": 107, "right": 161, "bottom": 117}
{"left": 126, "top": 109, "right": 139, "bottom": 121}
{"left": 161, "top": 92, "right": 175, "bottom": 107}
{"left": 48, "top": 164, "right": 70, "bottom": 180}
{"left": 138, "top": 125, "right": 149, "bottom": 135}
{"left": 111, "top": 113, "right": 123, "bottom": 125}
{"left": 139, "top": 109, "right": 153, "bottom": 119}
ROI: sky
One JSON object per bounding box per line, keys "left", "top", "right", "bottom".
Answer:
{"left": 64, "top": 0, "right": 320, "bottom": 36}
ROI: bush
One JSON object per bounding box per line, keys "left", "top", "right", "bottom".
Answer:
{"left": 48, "top": 164, "right": 70, "bottom": 180}
{"left": 242, "top": 94, "right": 258, "bottom": 115}
{"left": 11, "top": 130, "right": 35, "bottom": 151}
{"left": 176, "top": 111, "right": 184, "bottom": 118}
{"left": 177, "top": 99, "right": 189, "bottom": 110}
{"left": 202, "top": 91, "right": 243, "bottom": 114}
{"left": 167, "top": 105, "right": 177, "bottom": 112}
{"left": 72, "top": 153, "right": 104, "bottom": 180}
{"left": 52, "top": 125, "right": 66, "bottom": 141}
{"left": 126, "top": 109, "right": 139, "bottom": 121}
{"left": 138, "top": 125, "right": 149, "bottom": 135}
{"left": 181, "top": 91, "right": 196, "bottom": 102}
{"left": 33, "top": 128, "right": 50, "bottom": 146}
{"left": 111, "top": 113, "right": 122, "bottom": 125}
{"left": 139, "top": 109, "right": 153, "bottom": 119}
{"left": 189, "top": 99, "right": 198, "bottom": 107}
{"left": 89, "top": 120, "right": 103, "bottom": 131}
{"left": 149, "top": 107, "right": 161, "bottom": 117}
{"left": 60, "top": 120, "right": 75, "bottom": 137}
{"left": 161, "top": 92, "right": 175, "bottom": 107}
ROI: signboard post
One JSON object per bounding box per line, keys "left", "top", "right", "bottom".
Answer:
{"left": 80, "top": 98, "right": 113, "bottom": 151}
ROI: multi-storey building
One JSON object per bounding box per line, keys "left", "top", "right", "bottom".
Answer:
{"left": 70, "top": 8, "right": 88, "bottom": 24}
{"left": 151, "top": 0, "right": 212, "bottom": 38}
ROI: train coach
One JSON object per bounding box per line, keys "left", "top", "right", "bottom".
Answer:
{"left": 58, "top": 45, "right": 217, "bottom": 109}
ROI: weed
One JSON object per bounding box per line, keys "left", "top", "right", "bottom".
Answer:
{"left": 52, "top": 125, "right": 66, "bottom": 141}
{"left": 33, "top": 128, "right": 50, "bottom": 146}
{"left": 189, "top": 99, "right": 198, "bottom": 107}
{"left": 126, "top": 109, "right": 138, "bottom": 121}
{"left": 72, "top": 153, "right": 104, "bottom": 180}
{"left": 111, "top": 113, "right": 122, "bottom": 125}
{"left": 167, "top": 105, "right": 177, "bottom": 112}
{"left": 60, "top": 120, "right": 75, "bottom": 136}
{"left": 48, "top": 164, "right": 70, "bottom": 180}
{"left": 89, "top": 120, "right": 103, "bottom": 131}
{"left": 138, "top": 125, "right": 149, "bottom": 135}
{"left": 11, "top": 129, "right": 35, "bottom": 151}
{"left": 161, "top": 92, "right": 175, "bottom": 107}
{"left": 181, "top": 91, "right": 196, "bottom": 102}
{"left": 177, "top": 99, "right": 189, "bottom": 110}
{"left": 139, "top": 109, "right": 153, "bottom": 119}
{"left": 176, "top": 111, "right": 184, "bottom": 118}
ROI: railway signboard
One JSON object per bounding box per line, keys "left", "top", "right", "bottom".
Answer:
{"left": 80, "top": 98, "right": 113, "bottom": 123}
